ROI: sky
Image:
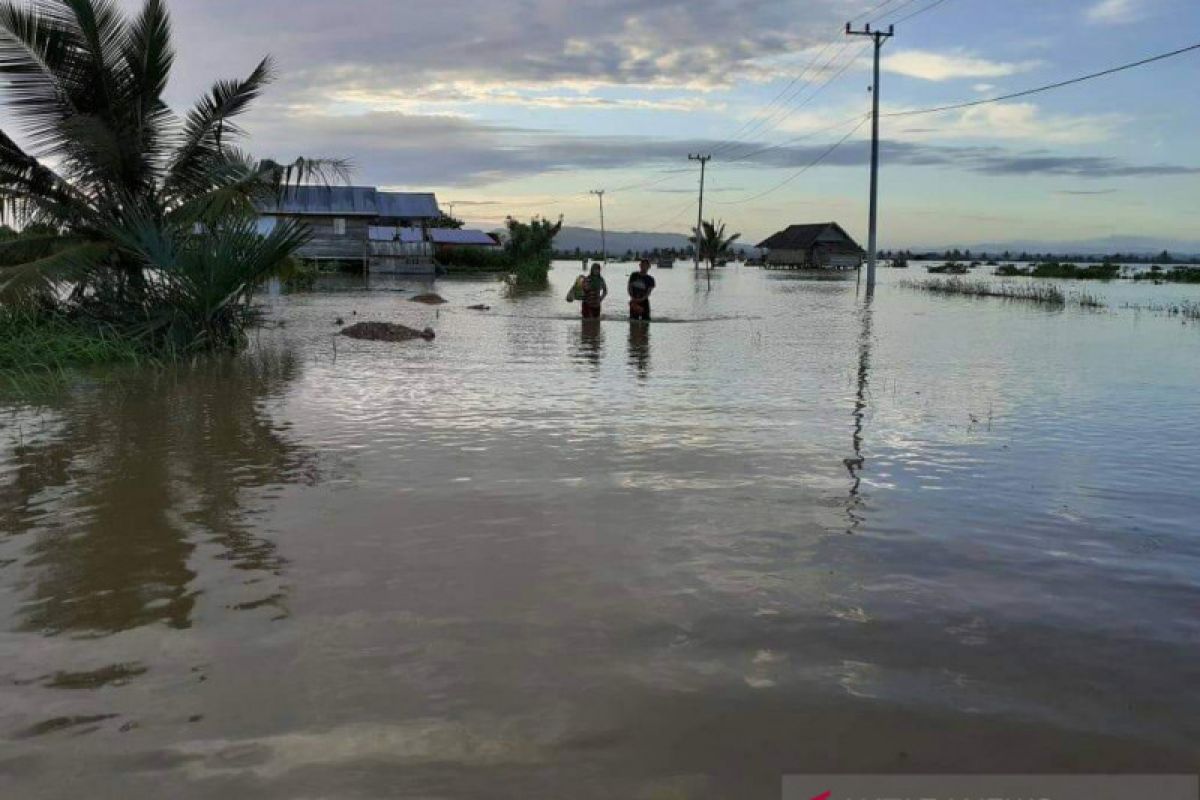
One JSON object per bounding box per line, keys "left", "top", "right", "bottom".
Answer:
{"left": 66, "top": 0, "right": 1200, "bottom": 245}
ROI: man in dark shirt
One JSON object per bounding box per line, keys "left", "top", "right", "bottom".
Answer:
{"left": 628, "top": 259, "right": 656, "bottom": 321}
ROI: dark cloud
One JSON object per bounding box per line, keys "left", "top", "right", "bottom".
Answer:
{"left": 157, "top": 0, "right": 845, "bottom": 103}
{"left": 243, "top": 107, "right": 1200, "bottom": 189}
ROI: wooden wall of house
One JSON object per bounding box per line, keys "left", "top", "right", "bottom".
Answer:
{"left": 270, "top": 214, "right": 372, "bottom": 261}
{"left": 764, "top": 248, "right": 809, "bottom": 265}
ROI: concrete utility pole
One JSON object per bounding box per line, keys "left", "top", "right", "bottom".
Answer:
{"left": 845, "top": 22, "right": 893, "bottom": 294}
{"left": 589, "top": 190, "right": 607, "bottom": 261}
{"left": 688, "top": 154, "right": 711, "bottom": 269}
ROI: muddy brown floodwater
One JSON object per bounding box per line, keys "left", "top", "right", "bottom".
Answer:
{"left": 2, "top": 263, "right": 1199, "bottom": 798}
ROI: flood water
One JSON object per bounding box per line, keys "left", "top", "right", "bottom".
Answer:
{"left": 2, "top": 262, "right": 1199, "bottom": 798}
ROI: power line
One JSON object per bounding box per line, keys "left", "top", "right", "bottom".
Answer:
{"left": 715, "top": 40, "right": 868, "bottom": 154}
{"left": 714, "top": 115, "right": 871, "bottom": 206}
{"left": 719, "top": 43, "right": 871, "bottom": 161}
{"left": 885, "top": 41, "right": 1200, "bottom": 118}
{"left": 724, "top": 112, "right": 871, "bottom": 163}
{"left": 889, "top": 0, "right": 952, "bottom": 26}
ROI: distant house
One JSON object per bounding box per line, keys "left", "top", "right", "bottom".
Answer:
{"left": 756, "top": 222, "right": 865, "bottom": 270}
{"left": 257, "top": 186, "right": 441, "bottom": 271}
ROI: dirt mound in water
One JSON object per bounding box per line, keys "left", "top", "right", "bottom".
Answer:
{"left": 341, "top": 322, "right": 435, "bottom": 342}
{"left": 410, "top": 293, "right": 448, "bottom": 305}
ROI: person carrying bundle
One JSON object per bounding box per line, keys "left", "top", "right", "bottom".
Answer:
{"left": 567, "top": 263, "right": 608, "bottom": 319}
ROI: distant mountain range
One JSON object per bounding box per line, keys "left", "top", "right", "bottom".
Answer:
{"left": 550, "top": 227, "right": 1200, "bottom": 259}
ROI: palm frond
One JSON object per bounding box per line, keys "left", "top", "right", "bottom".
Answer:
{"left": 0, "top": 239, "right": 111, "bottom": 305}
{"left": 0, "top": 1, "right": 82, "bottom": 147}
{"left": 163, "top": 56, "right": 275, "bottom": 200}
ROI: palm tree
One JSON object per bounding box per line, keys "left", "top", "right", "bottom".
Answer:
{"left": 690, "top": 219, "right": 741, "bottom": 273}
{"left": 0, "top": 0, "right": 346, "bottom": 350}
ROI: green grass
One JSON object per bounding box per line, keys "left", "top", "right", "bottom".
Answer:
{"left": 0, "top": 313, "right": 154, "bottom": 379}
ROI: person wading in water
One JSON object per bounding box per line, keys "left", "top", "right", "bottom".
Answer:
{"left": 580, "top": 263, "right": 608, "bottom": 319}
{"left": 628, "top": 259, "right": 656, "bottom": 321}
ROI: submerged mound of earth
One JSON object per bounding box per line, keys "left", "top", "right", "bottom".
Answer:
{"left": 341, "top": 322, "right": 435, "bottom": 342}
{"left": 410, "top": 293, "right": 448, "bottom": 305}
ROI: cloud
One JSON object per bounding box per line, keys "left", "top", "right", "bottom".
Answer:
{"left": 1086, "top": 0, "right": 1142, "bottom": 24}
{"left": 893, "top": 102, "right": 1128, "bottom": 145}
{"left": 243, "top": 105, "right": 1200, "bottom": 189}
{"left": 158, "top": 0, "right": 847, "bottom": 104}
{"left": 882, "top": 50, "right": 1040, "bottom": 82}
{"left": 972, "top": 83, "right": 996, "bottom": 93}
{"left": 1055, "top": 189, "right": 1118, "bottom": 195}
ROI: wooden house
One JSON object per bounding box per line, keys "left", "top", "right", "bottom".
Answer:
{"left": 756, "top": 222, "right": 865, "bottom": 270}
{"left": 257, "top": 186, "right": 441, "bottom": 272}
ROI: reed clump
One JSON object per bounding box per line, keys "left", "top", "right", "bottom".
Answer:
{"left": 907, "top": 278, "right": 1066, "bottom": 305}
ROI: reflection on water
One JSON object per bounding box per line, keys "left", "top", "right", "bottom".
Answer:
{"left": 2, "top": 264, "right": 1200, "bottom": 797}
{"left": 1, "top": 350, "right": 309, "bottom": 639}
{"left": 628, "top": 322, "right": 651, "bottom": 379}
{"left": 574, "top": 318, "right": 605, "bottom": 367}
{"left": 846, "top": 295, "right": 873, "bottom": 534}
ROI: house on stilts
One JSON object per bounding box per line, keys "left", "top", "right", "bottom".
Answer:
{"left": 756, "top": 222, "right": 865, "bottom": 270}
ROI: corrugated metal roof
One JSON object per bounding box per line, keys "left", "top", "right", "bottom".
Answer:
{"left": 369, "top": 226, "right": 425, "bottom": 243}
{"left": 260, "top": 187, "right": 440, "bottom": 218}
{"left": 429, "top": 229, "right": 499, "bottom": 246}
{"left": 376, "top": 192, "right": 440, "bottom": 219}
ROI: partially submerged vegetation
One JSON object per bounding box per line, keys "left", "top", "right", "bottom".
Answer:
{"left": 906, "top": 278, "right": 1117, "bottom": 311}
{"left": 504, "top": 216, "right": 563, "bottom": 288}
{"left": 1132, "top": 266, "right": 1200, "bottom": 283}
{"left": 995, "top": 262, "right": 1120, "bottom": 280}
{"left": 0, "top": 310, "right": 152, "bottom": 376}
{"left": 1122, "top": 300, "right": 1200, "bottom": 322}
{"left": 0, "top": 0, "right": 343, "bottom": 374}
{"left": 690, "top": 220, "right": 741, "bottom": 272}
{"left": 906, "top": 278, "right": 1066, "bottom": 305}
{"left": 927, "top": 262, "right": 968, "bottom": 274}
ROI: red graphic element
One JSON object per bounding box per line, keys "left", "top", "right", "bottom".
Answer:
{"left": 810, "top": 793, "right": 832, "bottom": 800}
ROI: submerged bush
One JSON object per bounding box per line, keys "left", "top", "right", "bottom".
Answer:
{"left": 1030, "top": 262, "right": 1120, "bottom": 280}
{"left": 927, "top": 262, "right": 968, "bottom": 274}
{"left": 503, "top": 216, "right": 563, "bottom": 288}
{"left": 1132, "top": 267, "right": 1200, "bottom": 284}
